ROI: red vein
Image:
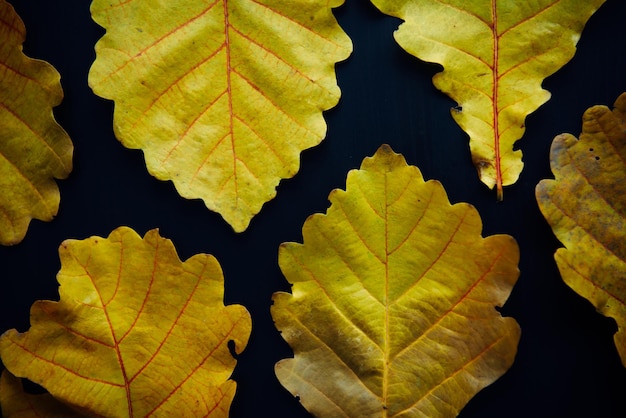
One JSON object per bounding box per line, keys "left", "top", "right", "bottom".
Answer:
{"left": 145, "top": 314, "right": 247, "bottom": 416}
{"left": 414, "top": 33, "right": 491, "bottom": 69}
{"left": 108, "top": 0, "right": 137, "bottom": 9}
{"left": 85, "top": 263, "right": 133, "bottom": 415}
{"left": 5, "top": 338, "right": 125, "bottom": 387}
{"left": 234, "top": 154, "right": 260, "bottom": 183}
{"left": 232, "top": 68, "right": 317, "bottom": 136}
{"left": 0, "top": 204, "right": 14, "bottom": 229}
{"left": 288, "top": 249, "right": 381, "bottom": 349}
{"left": 99, "top": 1, "right": 219, "bottom": 83}
{"left": 558, "top": 253, "right": 626, "bottom": 306}
{"left": 249, "top": 0, "right": 344, "bottom": 48}
{"left": 229, "top": 25, "right": 332, "bottom": 94}
{"left": 103, "top": 239, "right": 124, "bottom": 307}
{"left": 499, "top": 0, "right": 562, "bottom": 37}
{"left": 0, "top": 59, "right": 56, "bottom": 93}
{"left": 223, "top": 0, "right": 238, "bottom": 204}
{"left": 131, "top": 44, "right": 227, "bottom": 133}
{"left": 129, "top": 256, "right": 208, "bottom": 384}
{"left": 393, "top": 207, "right": 471, "bottom": 304}
{"left": 39, "top": 304, "right": 115, "bottom": 348}
{"left": 334, "top": 199, "right": 384, "bottom": 264}
{"left": 388, "top": 187, "right": 436, "bottom": 255}
{"left": 282, "top": 301, "right": 379, "bottom": 401}
{"left": 233, "top": 114, "right": 287, "bottom": 166}
{"left": 433, "top": 0, "right": 490, "bottom": 28}
{"left": 119, "top": 239, "right": 160, "bottom": 344}
{"left": 203, "top": 389, "right": 227, "bottom": 417}
{"left": 395, "top": 335, "right": 506, "bottom": 416}
{"left": 354, "top": 181, "right": 384, "bottom": 219}
{"left": 190, "top": 131, "right": 230, "bottom": 185}
{"left": 279, "top": 371, "right": 352, "bottom": 416}
{"left": 392, "top": 248, "right": 506, "bottom": 362}
{"left": 0, "top": 143, "right": 50, "bottom": 212}
{"left": 491, "top": 0, "right": 503, "bottom": 200}
{"left": 549, "top": 183, "right": 624, "bottom": 266}
{"left": 0, "top": 13, "right": 22, "bottom": 37}
{"left": 0, "top": 100, "right": 67, "bottom": 171}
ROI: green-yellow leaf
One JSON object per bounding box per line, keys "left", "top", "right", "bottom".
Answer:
{"left": 369, "top": 0, "right": 604, "bottom": 199}
{"left": 0, "top": 371, "right": 81, "bottom": 417}
{"left": 0, "top": 0, "right": 73, "bottom": 245}
{"left": 0, "top": 227, "right": 251, "bottom": 417}
{"left": 88, "top": 0, "right": 352, "bottom": 232}
{"left": 272, "top": 145, "right": 520, "bottom": 417}
{"left": 536, "top": 92, "right": 626, "bottom": 365}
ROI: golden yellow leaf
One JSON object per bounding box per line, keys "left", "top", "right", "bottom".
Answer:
{"left": 0, "top": 371, "right": 81, "bottom": 417}
{"left": 271, "top": 145, "right": 520, "bottom": 417}
{"left": 536, "top": 92, "right": 626, "bottom": 366}
{"left": 369, "top": 0, "right": 604, "bottom": 199}
{"left": 0, "top": 227, "right": 251, "bottom": 417}
{"left": 88, "top": 0, "right": 352, "bottom": 232}
{"left": 0, "top": 0, "right": 73, "bottom": 245}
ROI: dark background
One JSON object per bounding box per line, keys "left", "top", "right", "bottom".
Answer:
{"left": 2, "top": 1, "right": 626, "bottom": 416}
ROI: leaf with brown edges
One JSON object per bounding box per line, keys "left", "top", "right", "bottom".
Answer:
{"left": 536, "top": 92, "right": 626, "bottom": 365}
{"left": 272, "top": 145, "right": 520, "bottom": 417}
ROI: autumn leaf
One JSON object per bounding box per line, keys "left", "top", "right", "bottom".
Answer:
{"left": 0, "top": 371, "right": 81, "bottom": 417}
{"left": 536, "top": 92, "right": 626, "bottom": 366}
{"left": 369, "top": 0, "right": 604, "bottom": 199}
{"left": 0, "top": 227, "right": 251, "bottom": 417}
{"left": 271, "top": 145, "right": 520, "bottom": 417}
{"left": 88, "top": 0, "right": 352, "bottom": 232}
{"left": 0, "top": 0, "right": 73, "bottom": 245}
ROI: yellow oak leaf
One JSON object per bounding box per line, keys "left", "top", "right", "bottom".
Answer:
{"left": 369, "top": 0, "right": 605, "bottom": 199}
{"left": 88, "top": 0, "right": 352, "bottom": 232}
{"left": 0, "top": 227, "right": 251, "bottom": 417}
{"left": 536, "top": 92, "right": 626, "bottom": 366}
{"left": 0, "top": 371, "right": 81, "bottom": 417}
{"left": 0, "top": 0, "right": 73, "bottom": 245}
{"left": 272, "top": 145, "right": 520, "bottom": 417}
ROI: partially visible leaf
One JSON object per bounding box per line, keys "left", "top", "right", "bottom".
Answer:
{"left": 88, "top": 0, "right": 352, "bottom": 232}
{"left": 369, "top": 0, "right": 604, "bottom": 199}
{"left": 0, "top": 371, "right": 81, "bottom": 417}
{"left": 0, "top": 0, "right": 73, "bottom": 245}
{"left": 536, "top": 92, "right": 626, "bottom": 365}
{"left": 272, "top": 145, "right": 520, "bottom": 417}
{"left": 0, "top": 227, "right": 251, "bottom": 417}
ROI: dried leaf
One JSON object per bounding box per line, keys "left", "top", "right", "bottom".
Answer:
{"left": 369, "top": 0, "right": 604, "bottom": 199}
{"left": 88, "top": 0, "right": 352, "bottom": 232}
{"left": 0, "top": 227, "right": 251, "bottom": 417}
{"left": 536, "top": 92, "right": 626, "bottom": 365}
{"left": 0, "top": 0, "right": 73, "bottom": 245}
{"left": 272, "top": 145, "right": 520, "bottom": 417}
{"left": 0, "top": 371, "right": 81, "bottom": 417}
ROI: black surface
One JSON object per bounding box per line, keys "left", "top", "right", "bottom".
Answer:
{"left": 2, "top": 1, "right": 626, "bottom": 417}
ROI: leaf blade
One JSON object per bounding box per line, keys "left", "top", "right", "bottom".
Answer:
{"left": 88, "top": 0, "right": 352, "bottom": 231}
{"left": 0, "top": 371, "right": 82, "bottom": 418}
{"left": 0, "top": 0, "right": 73, "bottom": 245}
{"left": 0, "top": 227, "right": 251, "bottom": 416}
{"left": 370, "top": 0, "right": 604, "bottom": 198}
{"left": 272, "top": 145, "right": 520, "bottom": 417}
{"left": 536, "top": 92, "right": 626, "bottom": 365}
